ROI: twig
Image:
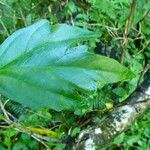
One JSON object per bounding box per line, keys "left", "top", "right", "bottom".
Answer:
{"left": 121, "top": 0, "right": 136, "bottom": 64}
{"left": 0, "top": 97, "right": 10, "bottom": 120}
{"left": 137, "top": 64, "right": 150, "bottom": 86}
{"left": 0, "top": 18, "right": 10, "bottom": 36}
{"left": 88, "top": 23, "right": 119, "bottom": 40}
{"left": 138, "top": 9, "right": 150, "bottom": 23}
{"left": 88, "top": 23, "right": 119, "bottom": 30}
{"left": 31, "top": 134, "right": 50, "bottom": 149}
{"left": 17, "top": 3, "right": 26, "bottom": 26}
{"left": 12, "top": 123, "right": 50, "bottom": 149}
{"left": 136, "top": 40, "right": 150, "bottom": 55}
{"left": 0, "top": 101, "right": 56, "bottom": 149}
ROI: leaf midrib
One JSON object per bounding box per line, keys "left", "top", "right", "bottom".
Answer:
{"left": 0, "top": 33, "right": 98, "bottom": 70}
{"left": 0, "top": 70, "right": 84, "bottom": 102}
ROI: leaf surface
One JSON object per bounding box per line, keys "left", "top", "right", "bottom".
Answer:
{"left": 0, "top": 20, "right": 134, "bottom": 111}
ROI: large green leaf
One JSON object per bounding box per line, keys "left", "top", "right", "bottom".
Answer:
{"left": 0, "top": 19, "right": 134, "bottom": 111}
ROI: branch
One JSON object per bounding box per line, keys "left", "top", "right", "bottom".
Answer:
{"left": 121, "top": 0, "right": 136, "bottom": 64}
{"left": 72, "top": 78, "right": 150, "bottom": 150}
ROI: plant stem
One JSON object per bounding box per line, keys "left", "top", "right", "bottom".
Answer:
{"left": 0, "top": 18, "right": 10, "bottom": 36}
{"left": 121, "top": 0, "right": 136, "bottom": 64}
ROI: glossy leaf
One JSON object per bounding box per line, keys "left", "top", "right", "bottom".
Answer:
{"left": 0, "top": 19, "right": 134, "bottom": 111}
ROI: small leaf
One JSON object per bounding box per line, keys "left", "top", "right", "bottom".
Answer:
{"left": 0, "top": 19, "right": 134, "bottom": 112}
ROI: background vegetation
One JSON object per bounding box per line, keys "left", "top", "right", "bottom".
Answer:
{"left": 0, "top": 0, "right": 149, "bottom": 149}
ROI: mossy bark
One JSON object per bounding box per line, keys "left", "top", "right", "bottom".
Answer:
{"left": 73, "top": 79, "right": 150, "bottom": 150}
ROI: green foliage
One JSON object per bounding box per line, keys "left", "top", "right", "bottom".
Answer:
{"left": 0, "top": 0, "right": 149, "bottom": 149}
{"left": 0, "top": 127, "right": 39, "bottom": 150}
{"left": 0, "top": 19, "right": 133, "bottom": 112}
{"left": 19, "top": 108, "right": 52, "bottom": 127}
{"left": 112, "top": 110, "right": 150, "bottom": 149}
